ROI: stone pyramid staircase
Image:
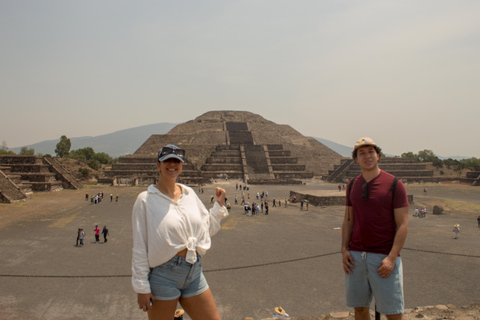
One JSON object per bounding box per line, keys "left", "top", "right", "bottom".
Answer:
{"left": 198, "top": 122, "right": 314, "bottom": 182}
{"left": 0, "top": 155, "right": 84, "bottom": 203}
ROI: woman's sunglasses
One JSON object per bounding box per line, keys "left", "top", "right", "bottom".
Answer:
{"left": 159, "top": 147, "right": 185, "bottom": 159}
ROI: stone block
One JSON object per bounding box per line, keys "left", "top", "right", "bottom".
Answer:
{"left": 330, "top": 311, "right": 351, "bottom": 318}
{"left": 433, "top": 205, "right": 444, "bottom": 215}
{"left": 435, "top": 305, "right": 449, "bottom": 310}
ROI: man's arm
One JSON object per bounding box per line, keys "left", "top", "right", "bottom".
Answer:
{"left": 341, "top": 205, "right": 355, "bottom": 274}
{"left": 377, "top": 206, "right": 409, "bottom": 278}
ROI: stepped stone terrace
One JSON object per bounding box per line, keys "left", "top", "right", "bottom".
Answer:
{"left": 0, "top": 155, "right": 83, "bottom": 203}
{"left": 324, "top": 157, "right": 480, "bottom": 185}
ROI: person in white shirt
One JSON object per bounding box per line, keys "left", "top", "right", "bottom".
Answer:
{"left": 132, "top": 144, "right": 228, "bottom": 320}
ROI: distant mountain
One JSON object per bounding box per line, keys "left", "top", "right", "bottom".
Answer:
{"left": 10, "top": 123, "right": 470, "bottom": 160}
{"left": 10, "top": 123, "right": 177, "bottom": 157}
{"left": 314, "top": 137, "right": 352, "bottom": 157}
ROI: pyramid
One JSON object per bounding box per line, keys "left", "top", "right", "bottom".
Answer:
{"left": 104, "top": 111, "right": 342, "bottom": 185}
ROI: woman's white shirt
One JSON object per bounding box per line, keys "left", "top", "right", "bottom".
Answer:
{"left": 131, "top": 184, "right": 228, "bottom": 294}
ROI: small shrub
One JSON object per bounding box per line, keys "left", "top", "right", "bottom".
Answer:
{"left": 87, "top": 159, "right": 100, "bottom": 171}
{"left": 78, "top": 168, "right": 90, "bottom": 177}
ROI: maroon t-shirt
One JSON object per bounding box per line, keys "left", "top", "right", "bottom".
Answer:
{"left": 346, "top": 170, "right": 409, "bottom": 255}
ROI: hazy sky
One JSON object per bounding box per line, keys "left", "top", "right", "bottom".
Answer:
{"left": 1, "top": 1, "right": 479, "bottom": 157}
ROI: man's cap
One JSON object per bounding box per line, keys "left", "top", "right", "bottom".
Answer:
{"left": 274, "top": 307, "right": 286, "bottom": 315}
{"left": 174, "top": 309, "right": 184, "bottom": 317}
{"left": 353, "top": 137, "right": 377, "bottom": 151}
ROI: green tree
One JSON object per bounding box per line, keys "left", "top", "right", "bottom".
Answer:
{"left": 20, "top": 146, "right": 35, "bottom": 155}
{"left": 68, "top": 149, "right": 86, "bottom": 160}
{"left": 78, "top": 167, "right": 90, "bottom": 177}
{"left": 401, "top": 151, "right": 417, "bottom": 159}
{"left": 0, "top": 149, "right": 16, "bottom": 155}
{"left": 87, "top": 159, "right": 101, "bottom": 170}
{"left": 69, "top": 147, "right": 95, "bottom": 161}
{"left": 432, "top": 157, "right": 444, "bottom": 169}
{"left": 460, "top": 157, "right": 480, "bottom": 170}
{"left": 417, "top": 149, "right": 437, "bottom": 162}
{"left": 93, "top": 152, "right": 113, "bottom": 164}
{"left": 443, "top": 158, "right": 460, "bottom": 169}
{"left": 55, "top": 135, "right": 71, "bottom": 158}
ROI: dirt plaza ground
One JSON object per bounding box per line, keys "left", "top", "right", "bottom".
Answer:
{"left": 0, "top": 179, "right": 479, "bottom": 319}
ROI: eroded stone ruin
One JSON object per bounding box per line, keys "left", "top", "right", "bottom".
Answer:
{"left": 0, "top": 155, "right": 83, "bottom": 203}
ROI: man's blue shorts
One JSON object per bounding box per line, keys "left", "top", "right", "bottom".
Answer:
{"left": 345, "top": 251, "right": 404, "bottom": 315}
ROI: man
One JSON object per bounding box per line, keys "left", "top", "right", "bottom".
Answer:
{"left": 341, "top": 137, "right": 409, "bottom": 320}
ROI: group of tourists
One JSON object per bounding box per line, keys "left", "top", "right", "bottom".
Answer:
{"left": 243, "top": 200, "right": 269, "bottom": 216}
{"left": 129, "top": 138, "right": 410, "bottom": 320}
{"left": 413, "top": 207, "right": 428, "bottom": 218}
{"left": 75, "top": 225, "right": 109, "bottom": 246}
{"left": 85, "top": 192, "right": 119, "bottom": 204}
{"left": 79, "top": 192, "right": 114, "bottom": 247}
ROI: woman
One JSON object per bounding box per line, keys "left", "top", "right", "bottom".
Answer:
{"left": 132, "top": 144, "right": 228, "bottom": 320}
{"left": 94, "top": 225, "right": 100, "bottom": 243}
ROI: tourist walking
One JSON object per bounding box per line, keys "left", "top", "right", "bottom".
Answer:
{"left": 132, "top": 144, "right": 228, "bottom": 319}
{"left": 94, "top": 225, "right": 100, "bottom": 243}
{"left": 453, "top": 224, "right": 460, "bottom": 239}
{"left": 76, "top": 228, "right": 81, "bottom": 246}
{"left": 79, "top": 229, "right": 85, "bottom": 247}
{"left": 102, "top": 225, "right": 109, "bottom": 243}
{"left": 342, "top": 137, "right": 409, "bottom": 320}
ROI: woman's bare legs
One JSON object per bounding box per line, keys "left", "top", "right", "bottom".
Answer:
{"left": 180, "top": 288, "right": 221, "bottom": 320}
{"left": 148, "top": 298, "right": 179, "bottom": 320}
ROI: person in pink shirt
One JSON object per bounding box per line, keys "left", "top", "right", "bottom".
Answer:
{"left": 94, "top": 225, "right": 100, "bottom": 243}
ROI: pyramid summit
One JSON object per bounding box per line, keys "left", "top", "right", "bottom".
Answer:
{"left": 105, "top": 111, "right": 342, "bottom": 185}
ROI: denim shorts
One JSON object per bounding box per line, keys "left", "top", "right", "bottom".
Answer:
{"left": 345, "top": 251, "right": 404, "bottom": 315}
{"left": 149, "top": 255, "right": 209, "bottom": 300}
